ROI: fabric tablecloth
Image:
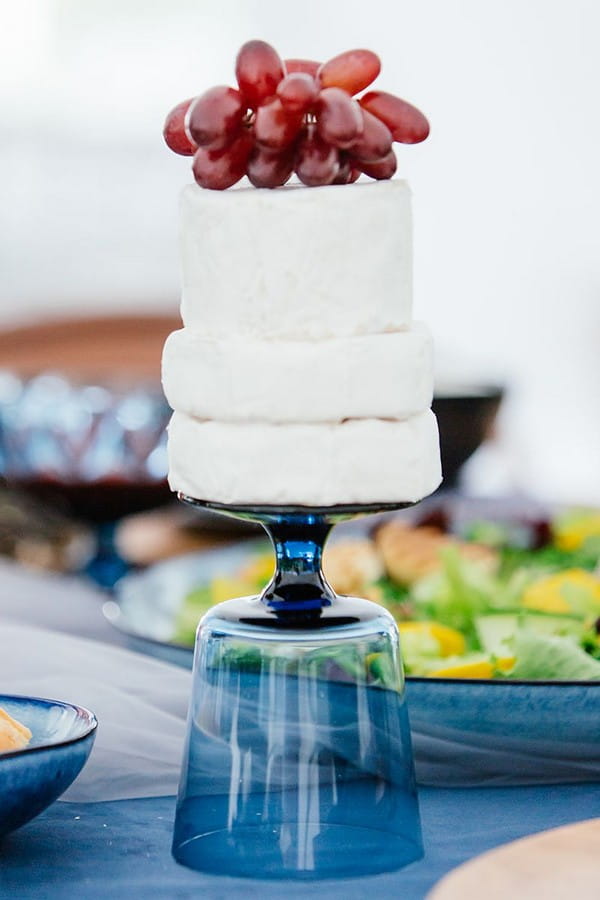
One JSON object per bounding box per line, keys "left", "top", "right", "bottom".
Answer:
{"left": 2, "top": 785, "right": 600, "bottom": 899}
{"left": 1, "top": 559, "right": 600, "bottom": 897}
{"left": 0, "top": 620, "right": 192, "bottom": 801}
{"left": 0, "top": 558, "right": 129, "bottom": 645}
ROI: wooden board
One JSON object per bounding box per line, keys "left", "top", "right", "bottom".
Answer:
{"left": 428, "top": 818, "right": 600, "bottom": 900}
{"left": 0, "top": 314, "right": 181, "bottom": 380}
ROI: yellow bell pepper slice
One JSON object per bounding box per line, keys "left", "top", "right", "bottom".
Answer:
{"left": 428, "top": 657, "right": 515, "bottom": 679}
{"left": 522, "top": 568, "right": 600, "bottom": 615}
{"left": 211, "top": 576, "right": 257, "bottom": 604}
{"left": 553, "top": 511, "right": 600, "bottom": 551}
{"left": 398, "top": 621, "right": 466, "bottom": 657}
{"left": 238, "top": 553, "right": 274, "bottom": 585}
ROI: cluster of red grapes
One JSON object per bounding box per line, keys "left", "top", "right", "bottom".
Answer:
{"left": 163, "top": 41, "right": 429, "bottom": 190}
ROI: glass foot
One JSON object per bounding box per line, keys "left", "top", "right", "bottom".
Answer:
{"left": 175, "top": 813, "right": 422, "bottom": 880}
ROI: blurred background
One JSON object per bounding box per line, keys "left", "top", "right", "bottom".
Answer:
{"left": 1, "top": 0, "right": 599, "bottom": 561}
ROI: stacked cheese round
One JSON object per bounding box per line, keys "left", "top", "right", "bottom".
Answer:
{"left": 163, "top": 179, "right": 441, "bottom": 506}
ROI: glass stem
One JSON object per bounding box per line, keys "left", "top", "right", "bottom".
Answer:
{"left": 260, "top": 518, "right": 337, "bottom": 619}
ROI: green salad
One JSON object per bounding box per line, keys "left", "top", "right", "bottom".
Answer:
{"left": 174, "top": 508, "right": 600, "bottom": 681}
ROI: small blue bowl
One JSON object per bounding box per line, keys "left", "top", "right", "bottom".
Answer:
{"left": 0, "top": 695, "right": 97, "bottom": 837}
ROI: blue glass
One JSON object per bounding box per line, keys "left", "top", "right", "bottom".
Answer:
{"left": 172, "top": 498, "right": 423, "bottom": 880}
{"left": 0, "top": 371, "right": 170, "bottom": 485}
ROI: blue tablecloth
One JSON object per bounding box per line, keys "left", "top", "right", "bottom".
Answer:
{"left": 2, "top": 783, "right": 600, "bottom": 899}
{"left": 1, "top": 559, "right": 599, "bottom": 897}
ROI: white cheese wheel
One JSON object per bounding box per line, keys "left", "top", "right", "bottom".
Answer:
{"left": 162, "top": 323, "right": 433, "bottom": 423}
{"left": 179, "top": 179, "right": 412, "bottom": 340}
{"left": 167, "top": 410, "right": 441, "bottom": 506}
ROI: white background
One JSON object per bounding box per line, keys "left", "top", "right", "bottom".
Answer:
{"left": 1, "top": 0, "right": 599, "bottom": 502}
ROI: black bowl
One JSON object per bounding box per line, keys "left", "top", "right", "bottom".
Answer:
{"left": 432, "top": 385, "right": 504, "bottom": 487}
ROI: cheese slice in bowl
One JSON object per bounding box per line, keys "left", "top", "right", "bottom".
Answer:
{"left": 0, "top": 707, "right": 32, "bottom": 753}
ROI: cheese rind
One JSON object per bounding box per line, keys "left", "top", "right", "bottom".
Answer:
{"left": 167, "top": 410, "right": 441, "bottom": 506}
{"left": 179, "top": 179, "right": 412, "bottom": 340}
{"left": 162, "top": 323, "right": 433, "bottom": 423}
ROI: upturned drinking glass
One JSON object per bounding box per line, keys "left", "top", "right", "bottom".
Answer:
{"left": 172, "top": 499, "right": 423, "bottom": 880}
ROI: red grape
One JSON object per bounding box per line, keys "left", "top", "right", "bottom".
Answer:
{"left": 349, "top": 108, "right": 392, "bottom": 162}
{"left": 187, "top": 86, "right": 245, "bottom": 150}
{"left": 284, "top": 58, "right": 321, "bottom": 78}
{"left": 235, "top": 40, "right": 285, "bottom": 107}
{"left": 254, "top": 98, "right": 303, "bottom": 150}
{"left": 333, "top": 154, "right": 361, "bottom": 184}
{"left": 247, "top": 146, "right": 295, "bottom": 188}
{"left": 360, "top": 91, "right": 430, "bottom": 144}
{"left": 357, "top": 150, "right": 397, "bottom": 180}
{"left": 295, "top": 128, "right": 340, "bottom": 186}
{"left": 192, "top": 131, "right": 252, "bottom": 190}
{"left": 316, "top": 87, "right": 363, "bottom": 149}
{"left": 317, "top": 49, "right": 380, "bottom": 96}
{"left": 276, "top": 72, "right": 319, "bottom": 113}
{"left": 163, "top": 98, "right": 197, "bottom": 156}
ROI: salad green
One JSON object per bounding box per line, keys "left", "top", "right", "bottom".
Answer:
{"left": 173, "top": 509, "right": 600, "bottom": 681}
{"left": 507, "top": 630, "right": 600, "bottom": 681}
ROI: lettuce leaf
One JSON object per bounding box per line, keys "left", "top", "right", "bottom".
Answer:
{"left": 411, "top": 548, "right": 518, "bottom": 646}
{"left": 506, "top": 629, "right": 600, "bottom": 681}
